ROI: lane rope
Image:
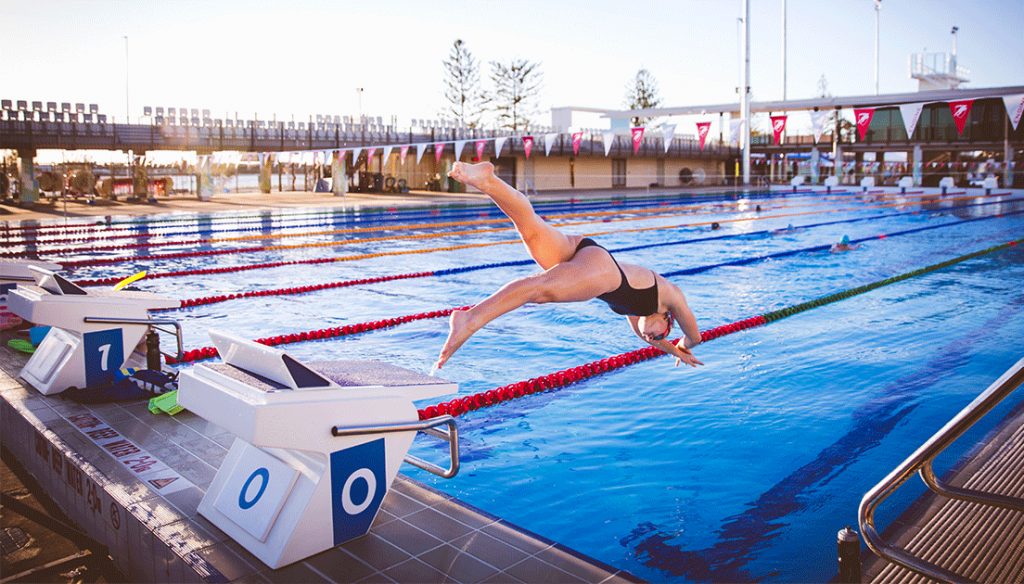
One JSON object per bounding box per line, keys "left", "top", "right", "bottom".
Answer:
{"left": 415, "top": 237, "right": 1022, "bottom": 419}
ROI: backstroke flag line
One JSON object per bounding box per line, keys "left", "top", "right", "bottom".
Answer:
{"left": 661, "top": 124, "right": 676, "bottom": 153}
{"left": 544, "top": 133, "right": 558, "bottom": 156}
{"left": 696, "top": 122, "right": 711, "bottom": 151}
{"left": 603, "top": 131, "right": 616, "bottom": 156}
{"left": 631, "top": 127, "right": 645, "bottom": 154}
{"left": 572, "top": 132, "right": 584, "bottom": 156}
{"left": 854, "top": 108, "right": 875, "bottom": 141}
{"left": 494, "top": 136, "right": 508, "bottom": 159}
{"left": 770, "top": 115, "right": 787, "bottom": 145}
{"left": 948, "top": 99, "right": 974, "bottom": 136}
{"left": 454, "top": 140, "right": 467, "bottom": 161}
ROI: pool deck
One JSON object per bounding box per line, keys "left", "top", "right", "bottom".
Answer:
{"left": 0, "top": 339, "right": 640, "bottom": 583}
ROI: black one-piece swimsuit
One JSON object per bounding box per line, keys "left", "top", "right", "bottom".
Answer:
{"left": 575, "top": 238, "right": 659, "bottom": 316}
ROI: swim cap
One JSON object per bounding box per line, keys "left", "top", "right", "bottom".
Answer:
{"left": 840, "top": 235, "right": 851, "bottom": 245}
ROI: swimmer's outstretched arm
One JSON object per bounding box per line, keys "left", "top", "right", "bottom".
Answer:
{"left": 628, "top": 317, "right": 704, "bottom": 368}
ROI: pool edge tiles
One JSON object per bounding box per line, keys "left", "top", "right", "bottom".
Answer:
{"left": 0, "top": 344, "right": 640, "bottom": 584}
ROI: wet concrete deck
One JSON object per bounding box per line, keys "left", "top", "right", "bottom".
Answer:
{"left": 0, "top": 340, "right": 639, "bottom": 583}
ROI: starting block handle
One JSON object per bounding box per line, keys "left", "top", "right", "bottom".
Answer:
{"left": 82, "top": 316, "right": 184, "bottom": 361}
{"left": 332, "top": 415, "right": 460, "bottom": 479}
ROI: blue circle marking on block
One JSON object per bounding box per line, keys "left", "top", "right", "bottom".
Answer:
{"left": 238, "top": 467, "right": 270, "bottom": 509}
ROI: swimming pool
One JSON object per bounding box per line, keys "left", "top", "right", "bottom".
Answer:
{"left": 8, "top": 189, "right": 1024, "bottom": 581}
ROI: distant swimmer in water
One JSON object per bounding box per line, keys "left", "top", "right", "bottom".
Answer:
{"left": 435, "top": 161, "right": 703, "bottom": 370}
{"left": 831, "top": 234, "right": 860, "bottom": 253}
{"left": 711, "top": 222, "right": 721, "bottom": 230}
{"left": 772, "top": 223, "right": 796, "bottom": 235}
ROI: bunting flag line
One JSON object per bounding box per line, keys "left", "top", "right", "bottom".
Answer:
{"left": 475, "top": 140, "right": 487, "bottom": 161}
{"left": 382, "top": 146, "right": 393, "bottom": 168}
{"left": 898, "top": 103, "right": 925, "bottom": 139}
{"left": 366, "top": 148, "right": 377, "bottom": 170}
{"left": 695, "top": 122, "right": 711, "bottom": 151}
{"left": 631, "top": 127, "right": 645, "bottom": 154}
{"left": 399, "top": 145, "right": 409, "bottom": 165}
{"left": 661, "top": 124, "right": 676, "bottom": 153}
{"left": 415, "top": 143, "right": 427, "bottom": 164}
{"left": 322, "top": 150, "right": 333, "bottom": 165}
{"left": 522, "top": 135, "right": 534, "bottom": 159}
{"left": 770, "top": 115, "right": 787, "bottom": 145}
{"left": 810, "top": 110, "right": 828, "bottom": 143}
{"left": 351, "top": 148, "right": 362, "bottom": 166}
{"left": 571, "top": 132, "right": 584, "bottom": 156}
{"left": 454, "top": 140, "right": 467, "bottom": 161}
{"left": 854, "top": 108, "right": 875, "bottom": 141}
{"left": 602, "top": 131, "right": 616, "bottom": 156}
{"left": 434, "top": 142, "right": 446, "bottom": 164}
{"left": 1003, "top": 94, "right": 1024, "bottom": 131}
{"left": 948, "top": 99, "right": 974, "bottom": 136}
{"left": 544, "top": 133, "right": 558, "bottom": 156}
{"left": 494, "top": 136, "right": 508, "bottom": 159}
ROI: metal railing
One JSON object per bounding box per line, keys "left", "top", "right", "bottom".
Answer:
{"left": 82, "top": 316, "right": 184, "bottom": 362}
{"left": 859, "top": 357, "right": 1024, "bottom": 583}
{"left": 332, "top": 414, "right": 459, "bottom": 479}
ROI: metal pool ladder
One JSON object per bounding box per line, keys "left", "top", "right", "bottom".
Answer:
{"left": 859, "top": 356, "right": 1024, "bottom": 584}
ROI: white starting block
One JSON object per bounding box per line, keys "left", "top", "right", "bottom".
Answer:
{"left": 983, "top": 176, "right": 999, "bottom": 194}
{"left": 824, "top": 175, "right": 840, "bottom": 193}
{"left": 939, "top": 176, "right": 956, "bottom": 194}
{"left": 898, "top": 176, "right": 914, "bottom": 193}
{"left": 6, "top": 267, "right": 181, "bottom": 395}
{"left": 1, "top": 259, "right": 62, "bottom": 329}
{"left": 859, "top": 176, "right": 875, "bottom": 192}
{"left": 177, "top": 331, "right": 459, "bottom": 569}
{"left": 789, "top": 175, "right": 806, "bottom": 192}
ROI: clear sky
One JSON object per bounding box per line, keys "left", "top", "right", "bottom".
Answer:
{"left": 3, "top": 0, "right": 1022, "bottom": 129}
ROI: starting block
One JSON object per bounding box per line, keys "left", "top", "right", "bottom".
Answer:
{"left": 1, "top": 259, "right": 61, "bottom": 329}
{"left": 6, "top": 267, "right": 181, "bottom": 395}
{"left": 898, "top": 176, "right": 914, "bottom": 193}
{"left": 824, "top": 176, "right": 839, "bottom": 193}
{"left": 859, "top": 176, "right": 875, "bottom": 192}
{"left": 177, "top": 331, "right": 459, "bottom": 568}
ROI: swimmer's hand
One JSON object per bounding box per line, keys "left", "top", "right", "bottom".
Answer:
{"left": 673, "top": 343, "right": 704, "bottom": 368}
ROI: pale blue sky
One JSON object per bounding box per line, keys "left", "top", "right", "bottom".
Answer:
{"left": 3, "top": 0, "right": 1022, "bottom": 127}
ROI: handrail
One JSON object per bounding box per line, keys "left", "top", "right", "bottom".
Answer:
{"left": 331, "top": 415, "right": 459, "bottom": 479}
{"left": 859, "top": 357, "right": 1024, "bottom": 584}
{"left": 83, "top": 316, "right": 184, "bottom": 361}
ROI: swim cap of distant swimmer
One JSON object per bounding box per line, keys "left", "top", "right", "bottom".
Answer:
{"left": 840, "top": 235, "right": 851, "bottom": 245}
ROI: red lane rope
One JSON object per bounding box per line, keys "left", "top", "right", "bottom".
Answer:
{"left": 164, "top": 306, "right": 470, "bottom": 364}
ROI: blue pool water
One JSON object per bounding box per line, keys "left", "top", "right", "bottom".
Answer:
{"left": 9, "top": 190, "right": 1024, "bottom": 582}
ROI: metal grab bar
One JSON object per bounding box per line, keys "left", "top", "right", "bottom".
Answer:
{"left": 859, "top": 357, "right": 1024, "bottom": 584}
{"left": 331, "top": 415, "right": 459, "bottom": 479}
{"left": 82, "top": 316, "right": 184, "bottom": 360}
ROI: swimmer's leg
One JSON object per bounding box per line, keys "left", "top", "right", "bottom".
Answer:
{"left": 450, "top": 161, "right": 578, "bottom": 270}
{"left": 436, "top": 258, "right": 611, "bottom": 368}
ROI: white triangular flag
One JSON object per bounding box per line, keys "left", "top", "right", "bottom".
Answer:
{"left": 454, "top": 140, "right": 468, "bottom": 161}
{"left": 416, "top": 143, "right": 427, "bottom": 164}
{"left": 662, "top": 124, "right": 676, "bottom": 152}
{"left": 544, "top": 133, "right": 558, "bottom": 156}
{"left": 382, "top": 146, "right": 393, "bottom": 167}
{"left": 898, "top": 102, "right": 926, "bottom": 139}
{"left": 351, "top": 148, "right": 362, "bottom": 165}
{"left": 810, "top": 110, "right": 828, "bottom": 143}
{"left": 1003, "top": 94, "right": 1024, "bottom": 131}
{"left": 729, "top": 119, "right": 745, "bottom": 143}
{"left": 494, "top": 136, "right": 508, "bottom": 159}
{"left": 322, "top": 150, "right": 333, "bottom": 165}
{"left": 602, "top": 131, "right": 616, "bottom": 156}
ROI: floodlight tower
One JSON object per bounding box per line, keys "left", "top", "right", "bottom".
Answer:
{"left": 874, "top": 0, "right": 882, "bottom": 95}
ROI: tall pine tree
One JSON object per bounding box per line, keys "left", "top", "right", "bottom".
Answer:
{"left": 442, "top": 39, "right": 484, "bottom": 128}
{"left": 624, "top": 69, "right": 662, "bottom": 127}
{"left": 490, "top": 58, "right": 543, "bottom": 132}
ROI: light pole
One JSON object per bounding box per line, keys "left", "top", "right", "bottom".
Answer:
{"left": 781, "top": 0, "right": 787, "bottom": 101}
{"left": 740, "top": 0, "right": 751, "bottom": 186}
{"left": 123, "top": 35, "right": 130, "bottom": 123}
{"left": 873, "top": 0, "right": 881, "bottom": 95}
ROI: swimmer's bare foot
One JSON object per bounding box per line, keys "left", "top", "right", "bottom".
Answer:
{"left": 448, "top": 161, "right": 495, "bottom": 190}
{"left": 435, "top": 309, "right": 476, "bottom": 369}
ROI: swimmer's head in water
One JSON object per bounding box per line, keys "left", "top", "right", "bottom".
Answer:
{"left": 840, "top": 234, "right": 851, "bottom": 245}
{"left": 639, "top": 312, "right": 673, "bottom": 341}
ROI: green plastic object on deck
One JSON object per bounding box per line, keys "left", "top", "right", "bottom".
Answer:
{"left": 7, "top": 339, "right": 35, "bottom": 354}
{"left": 148, "top": 390, "right": 185, "bottom": 416}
